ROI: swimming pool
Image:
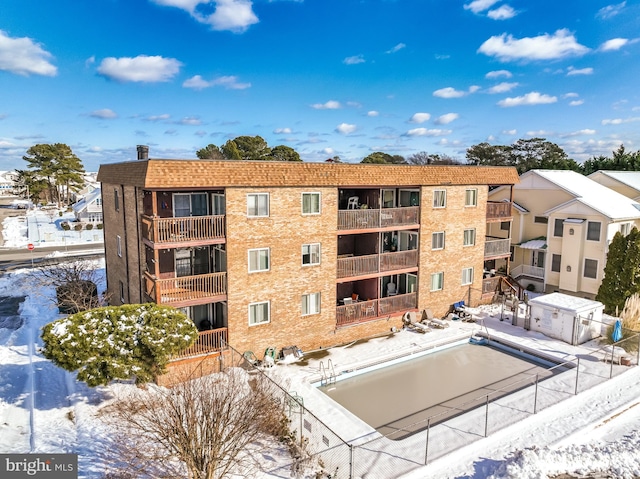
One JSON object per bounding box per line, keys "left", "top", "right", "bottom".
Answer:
{"left": 317, "top": 337, "right": 571, "bottom": 439}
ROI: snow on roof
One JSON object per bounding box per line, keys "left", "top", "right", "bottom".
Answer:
{"left": 528, "top": 292, "right": 603, "bottom": 312}
{"left": 530, "top": 170, "right": 640, "bottom": 220}
{"left": 591, "top": 171, "right": 640, "bottom": 193}
{"left": 517, "top": 239, "right": 547, "bottom": 249}
{"left": 72, "top": 187, "right": 101, "bottom": 214}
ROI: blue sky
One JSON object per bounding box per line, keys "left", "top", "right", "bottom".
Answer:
{"left": 1, "top": 0, "right": 639, "bottom": 171}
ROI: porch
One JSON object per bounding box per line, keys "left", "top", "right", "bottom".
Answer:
{"left": 336, "top": 292, "right": 418, "bottom": 327}
{"left": 170, "top": 327, "right": 228, "bottom": 361}
{"left": 337, "top": 206, "right": 420, "bottom": 231}
{"left": 144, "top": 271, "right": 227, "bottom": 305}
{"left": 486, "top": 201, "right": 512, "bottom": 221}
{"left": 484, "top": 237, "right": 511, "bottom": 259}
{"left": 141, "top": 214, "right": 226, "bottom": 245}
{"left": 510, "top": 264, "right": 545, "bottom": 280}
{"left": 337, "top": 250, "right": 419, "bottom": 278}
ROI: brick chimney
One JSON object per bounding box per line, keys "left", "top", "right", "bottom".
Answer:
{"left": 137, "top": 145, "right": 149, "bottom": 160}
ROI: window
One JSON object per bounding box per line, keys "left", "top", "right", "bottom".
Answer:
{"left": 587, "top": 221, "right": 601, "bottom": 241}
{"left": 432, "top": 231, "right": 445, "bottom": 250}
{"left": 248, "top": 248, "right": 270, "bottom": 272}
{"left": 119, "top": 280, "right": 125, "bottom": 303}
{"left": 302, "top": 243, "right": 321, "bottom": 266}
{"left": 465, "top": 188, "right": 477, "bottom": 207}
{"left": 462, "top": 267, "right": 474, "bottom": 285}
{"left": 114, "top": 188, "right": 119, "bottom": 211}
{"left": 534, "top": 216, "right": 548, "bottom": 224}
{"left": 302, "top": 192, "right": 321, "bottom": 215}
{"left": 249, "top": 301, "right": 270, "bottom": 325}
{"left": 433, "top": 189, "right": 446, "bottom": 208}
{"left": 551, "top": 254, "right": 562, "bottom": 273}
{"left": 247, "top": 193, "right": 269, "bottom": 217}
{"left": 430, "top": 272, "right": 444, "bottom": 291}
{"left": 116, "top": 235, "right": 122, "bottom": 257}
{"left": 620, "top": 223, "right": 631, "bottom": 236}
{"left": 302, "top": 292, "right": 321, "bottom": 316}
{"left": 500, "top": 221, "right": 510, "bottom": 231}
{"left": 554, "top": 218, "right": 564, "bottom": 237}
{"left": 463, "top": 228, "right": 476, "bottom": 246}
{"left": 584, "top": 258, "right": 598, "bottom": 279}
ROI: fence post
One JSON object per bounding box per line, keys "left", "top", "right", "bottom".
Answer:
{"left": 349, "top": 443, "right": 354, "bottom": 479}
{"left": 484, "top": 395, "right": 490, "bottom": 437}
{"left": 533, "top": 374, "right": 539, "bottom": 414}
{"left": 424, "top": 418, "right": 431, "bottom": 465}
{"left": 574, "top": 357, "right": 580, "bottom": 395}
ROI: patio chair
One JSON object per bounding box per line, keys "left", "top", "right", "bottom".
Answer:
{"left": 347, "top": 196, "right": 359, "bottom": 209}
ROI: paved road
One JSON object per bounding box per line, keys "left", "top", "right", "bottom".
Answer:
{"left": 0, "top": 244, "right": 105, "bottom": 271}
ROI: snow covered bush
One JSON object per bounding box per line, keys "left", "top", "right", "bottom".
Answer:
{"left": 41, "top": 303, "right": 198, "bottom": 386}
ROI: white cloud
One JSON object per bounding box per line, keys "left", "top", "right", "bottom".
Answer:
{"left": 485, "top": 70, "right": 512, "bottom": 79}
{"left": 435, "top": 113, "right": 459, "bottom": 125}
{"left": 145, "top": 114, "right": 171, "bottom": 121}
{"left": 274, "top": 127, "right": 292, "bottom": 134}
{"left": 602, "top": 117, "right": 640, "bottom": 125}
{"left": 152, "top": 0, "right": 259, "bottom": 33}
{"left": 567, "top": 66, "right": 594, "bottom": 76}
{"left": 503, "top": 129, "right": 517, "bottom": 135}
{"left": 487, "top": 82, "right": 519, "bottom": 93}
{"left": 367, "top": 111, "right": 379, "bottom": 117}
{"left": 497, "top": 91, "right": 558, "bottom": 107}
{"left": 311, "top": 100, "right": 341, "bottom": 110}
{"left": 409, "top": 113, "right": 431, "bottom": 123}
{"left": 526, "top": 130, "right": 552, "bottom": 137}
{"left": 600, "top": 38, "right": 629, "bottom": 51}
{"left": 433, "top": 87, "right": 465, "bottom": 98}
{"left": 563, "top": 92, "right": 579, "bottom": 98}
{"left": 464, "top": 0, "right": 499, "bottom": 14}
{"left": 386, "top": 43, "right": 406, "bottom": 54}
{"left": 179, "top": 117, "right": 202, "bottom": 125}
{"left": 343, "top": 55, "right": 365, "bottom": 65}
{"left": 0, "top": 30, "right": 57, "bottom": 76}
{"left": 597, "top": 2, "right": 626, "bottom": 19}
{"left": 97, "top": 55, "right": 182, "bottom": 82}
{"left": 478, "top": 29, "right": 589, "bottom": 62}
{"left": 405, "top": 128, "right": 451, "bottom": 137}
{"left": 566, "top": 129, "right": 596, "bottom": 136}
{"left": 569, "top": 100, "right": 584, "bottom": 106}
{"left": 90, "top": 109, "right": 117, "bottom": 119}
{"left": 487, "top": 5, "right": 517, "bottom": 20}
{"left": 183, "top": 74, "right": 251, "bottom": 90}
{"left": 336, "top": 123, "right": 356, "bottom": 134}
{"left": 468, "top": 85, "right": 481, "bottom": 93}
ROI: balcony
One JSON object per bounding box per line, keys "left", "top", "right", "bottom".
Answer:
{"left": 336, "top": 292, "right": 417, "bottom": 327}
{"left": 338, "top": 206, "right": 420, "bottom": 231}
{"left": 337, "top": 250, "right": 418, "bottom": 279}
{"left": 141, "top": 214, "right": 225, "bottom": 246}
{"left": 144, "top": 271, "right": 227, "bottom": 305}
{"left": 484, "top": 237, "right": 511, "bottom": 259}
{"left": 510, "top": 264, "right": 545, "bottom": 279}
{"left": 170, "top": 328, "right": 228, "bottom": 361}
{"left": 486, "top": 201, "right": 512, "bottom": 222}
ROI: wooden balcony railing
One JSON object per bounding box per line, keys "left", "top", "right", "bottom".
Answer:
{"left": 144, "top": 271, "right": 227, "bottom": 305}
{"left": 141, "top": 214, "right": 225, "bottom": 244}
{"left": 484, "top": 238, "right": 511, "bottom": 258}
{"left": 337, "top": 206, "right": 420, "bottom": 231}
{"left": 337, "top": 250, "right": 418, "bottom": 278}
{"left": 486, "top": 201, "right": 512, "bottom": 221}
{"left": 170, "top": 328, "right": 228, "bottom": 360}
{"left": 336, "top": 292, "right": 417, "bottom": 327}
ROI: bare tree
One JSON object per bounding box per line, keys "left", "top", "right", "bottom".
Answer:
{"left": 99, "top": 368, "right": 295, "bottom": 479}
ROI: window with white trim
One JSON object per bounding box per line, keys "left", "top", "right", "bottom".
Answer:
{"left": 302, "top": 192, "right": 321, "bottom": 215}
{"left": 430, "top": 272, "right": 444, "bottom": 291}
{"left": 584, "top": 258, "right": 598, "bottom": 279}
{"left": 620, "top": 223, "right": 631, "bottom": 236}
{"left": 114, "top": 188, "right": 119, "bottom": 212}
{"left": 463, "top": 228, "right": 476, "bottom": 246}
{"left": 302, "top": 292, "right": 321, "bottom": 316}
{"left": 554, "top": 218, "right": 564, "bottom": 237}
{"left": 119, "top": 280, "right": 125, "bottom": 303}
{"left": 249, "top": 301, "right": 270, "bottom": 325}
{"left": 433, "top": 189, "right": 446, "bottom": 208}
{"left": 462, "top": 267, "right": 474, "bottom": 285}
{"left": 432, "top": 231, "right": 445, "bottom": 250}
{"left": 302, "top": 243, "right": 320, "bottom": 266}
{"left": 116, "top": 235, "right": 122, "bottom": 257}
{"left": 551, "top": 254, "right": 561, "bottom": 272}
{"left": 247, "top": 193, "right": 269, "bottom": 217}
{"left": 465, "top": 188, "right": 477, "bottom": 207}
{"left": 248, "top": 248, "right": 270, "bottom": 272}
{"left": 587, "top": 221, "right": 601, "bottom": 241}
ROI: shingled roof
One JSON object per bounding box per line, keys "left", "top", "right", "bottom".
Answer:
{"left": 97, "top": 159, "right": 519, "bottom": 188}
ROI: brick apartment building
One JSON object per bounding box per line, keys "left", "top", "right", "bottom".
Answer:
{"left": 97, "top": 147, "right": 519, "bottom": 359}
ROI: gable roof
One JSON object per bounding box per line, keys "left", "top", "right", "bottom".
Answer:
{"left": 523, "top": 170, "right": 640, "bottom": 221}
{"left": 588, "top": 171, "right": 640, "bottom": 193}
{"left": 72, "top": 187, "right": 102, "bottom": 214}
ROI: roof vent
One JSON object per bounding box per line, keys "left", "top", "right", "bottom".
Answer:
{"left": 137, "top": 145, "right": 149, "bottom": 161}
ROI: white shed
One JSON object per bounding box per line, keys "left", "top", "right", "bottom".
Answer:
{"left": 527, "top": 293, "right": 604, "bottom": 345}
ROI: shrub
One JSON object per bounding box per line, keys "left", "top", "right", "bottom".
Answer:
{"left": 61, "top": 223, "right": 71, "bottom": 231}
{"left": 85, "top": 223, "right": 94, "bottom": 231}
{"left": 96, "top": 223, "right": 103, "bottom": 230}
{"left": 74, "top": 223, "right": 83, "bottom": 231}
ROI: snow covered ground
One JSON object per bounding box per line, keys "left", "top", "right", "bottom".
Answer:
{"left": 1, "top": 210, "right": 640, "bottom": 478}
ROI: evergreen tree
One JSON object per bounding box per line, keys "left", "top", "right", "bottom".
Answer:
{"left": 41, "top": 304, "right": 198, "bottom": 386}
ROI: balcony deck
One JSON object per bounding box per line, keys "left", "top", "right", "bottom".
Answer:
{"left": 337, "top": 250, "right": 419, "bottom": 278}
{"left": 484, "top": 237, "right": 511, "bottom": 259}
{"left": 170, "top": 327, "right": 228, "bottom": 361}
{"left": 486, "top": 201, "right": 512, "bottom": 222}
{"left": 141, "top": 214, "right": 225, "bottom": 246}
{"left": 336, "top": 292, "right": 417, "bottom": 327}
{"left": 144, "top": 271, "right": 227, "bottom": 306}
{"left": 338, "top": 206, "right": 419, "bottom": 231}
